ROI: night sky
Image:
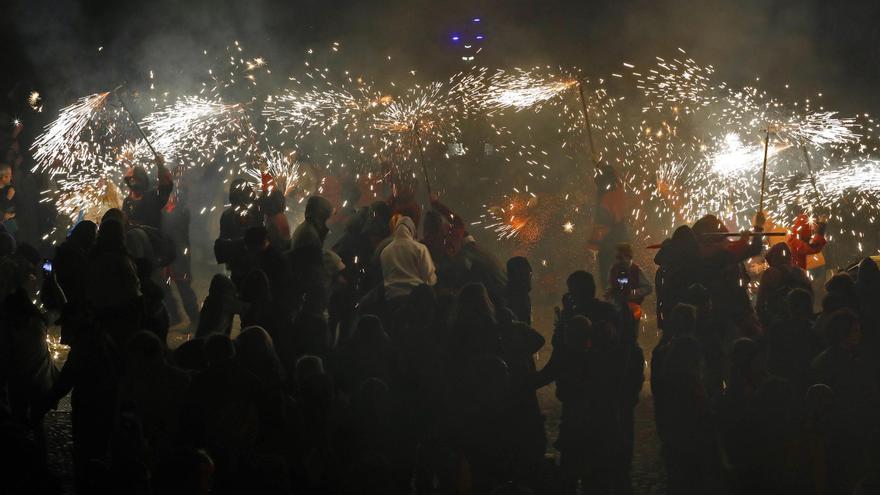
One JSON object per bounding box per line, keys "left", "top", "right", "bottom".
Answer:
{"left": 2, "top": 0, "right": 879, "bottom": 128}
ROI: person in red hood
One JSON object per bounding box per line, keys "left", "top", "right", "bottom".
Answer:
{"left": 787, "top": 213, "right": 828, "bottom": 270}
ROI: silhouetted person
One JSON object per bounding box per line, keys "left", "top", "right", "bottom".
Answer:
{"left": 196, "top": 274, "right": 244, "bottom": 338}
{"left": 811, "top": 309, "right": 880, "bottom": 494}
{"left": 505, "top": 256, "right": 533, "bottom": 325}
{"left": 537, "top": 315, "right": 623, "bottom": 494}
{"left": 767, "top": 288, "right": 821, "bottom": 398}
{"left": 122, "top": 155, "right": 173, "bottom": 230}
{"left": 756, "top": 242, "right": 811, "bottom": 328}
{"left": 53, "top": 220, "right": 97, "bottom": 345}
{"left": 654, "top": 225, "right": 700, "bottom": 330}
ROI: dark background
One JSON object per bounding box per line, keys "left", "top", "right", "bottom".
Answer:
{"left": 2, "top": 0, "right": 879, "bottom": 125}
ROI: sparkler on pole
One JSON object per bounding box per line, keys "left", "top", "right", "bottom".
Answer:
{"left": 801, "top": 145, "right": 823, "bottom": 204}
{"left": 115, "top": 88, "right": 160, "bottom": 160}
{"left": 759, "top": 126, "right": 771, "bottom": 213}
{"left": 412, "top": 120, "right": 433, "bottom": 197}
{"left": 577, "top": 81, "right": 599, "bottom": 166}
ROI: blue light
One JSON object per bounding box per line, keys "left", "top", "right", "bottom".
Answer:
{"left": 475, "top": 35, "right": 484, "bottom": 40}
{"left": 451, "top": 35, "right": 460, "bottom": 42}
{"left": 473, "top": 17, "right": 481, "bottom": 22}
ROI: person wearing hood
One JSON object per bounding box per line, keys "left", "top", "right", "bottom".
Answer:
{"left": 380, "top": 215, "right": 437, "bottom": 302}
{"left": 122, "top": 154, "right": 173, "bottom": 230}
{"left": 757, "top": 242, "right": 812, "bottom": 328}
{"left": 291, "top": 195, "right": 335, "bottom": 315}
{"left": 653, "top": 225, "right": 700, "bottom": 330}
{"left": 219, "top": 178, "right": 262, "bottom": 241}
{"left": 292, "top": 195, "right": 334, "bottom": 251}
{"left": 692, "top": 212, "right": 765, "bottom": 336}
{"left": 787, "top": 212, "right": 827, "bottom": 271}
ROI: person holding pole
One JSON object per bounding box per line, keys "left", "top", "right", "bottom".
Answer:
{"left": 122, "top": 154, "right": 173, "bottom": 230}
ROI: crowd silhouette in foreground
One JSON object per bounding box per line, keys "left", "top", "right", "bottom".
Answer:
{"left": 1, "top": 158, "right": 880, "bottom": 495}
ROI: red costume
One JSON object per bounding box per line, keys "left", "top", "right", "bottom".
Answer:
{"left": 787, "top": 214, "right": 826, "bottom": 270}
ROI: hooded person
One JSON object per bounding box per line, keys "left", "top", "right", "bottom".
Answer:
{"left": 757, "top": 242, "right": 812, "bottom": 328}
{"left": 692, "top": 212, "right": 765, "bottom": 336}
{"left": 653, "top": 225, "right": 700, "bottom": 329}
{"left": 292, "top": 195, "right": 334, "bottom": 251}
{"left": 380, "top": 215, "right": 437, "bottom": 303}
{"left": 787, "top": 213, "right": 827, "bottom": 271}
{"left": 122, "top": 155, "right": 173, "bottom": 230}
{"left": 219, "top": 178, "right": 262, "bottom": 241}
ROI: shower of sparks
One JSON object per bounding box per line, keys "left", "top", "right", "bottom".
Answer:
{"left": 482, "top": 68, "right": 579, "bottom": 113}
{"left": 31, "top": 92, "right": 112, "bottom": 174}
{"left": 708, "top": 132, "right": 785, "bottom": 176}
{"left": 142, "top": 96, "right": 245, "bottom": 167}
{"left": 245, "top": 150, "right": 302, "bottom": 197}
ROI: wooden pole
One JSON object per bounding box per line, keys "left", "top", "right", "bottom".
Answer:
{"left": 116, "top": 91, "right": 159, "bottom": 160}
{"left": 577, "top": 82, "right": 598, "bottom": 167}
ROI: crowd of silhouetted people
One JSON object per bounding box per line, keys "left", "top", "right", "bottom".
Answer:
{"left": 1, "top": 152, "right": 880, "bottom": 495}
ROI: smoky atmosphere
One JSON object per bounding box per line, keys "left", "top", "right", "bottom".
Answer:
{"left": 1, "top": 1, "right": 880, "bottom": 494}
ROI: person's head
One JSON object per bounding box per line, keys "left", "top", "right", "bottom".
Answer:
{"left": 69, "top": 220, "right": 98, "bottom": 249}
{"left": 0, "top": 163, "right": 11, "bottom": 187}
{"left": 857, "top": 257, "right": 880, "bottom": 294}
{"left": 506, "top": 256, "right": 532, "bottom": 291}
{"left": 730, "top": 337, "right": 759, "bottom": 375}
{"left": 125, "top": 331, "right": 165, "bottom": 370}
{"left": 204, "top": 334, "right": 235, "bottom": 365}
{"left": 304, "top": 195, "right": 334, "bottom": 224}
{"left": 668, "top": 303, "right": 697, "bottom": 338}
{"left": 262, "top": 189, "right": 286, "bottom": 216}
{"left": 236, "top": 326, "right": 283, "bottom": 381}
{"left": 821, "top": 291, "right": 848, "bottom": 314}
{"left": 825, "top": 309, "right": 861, "bottom": 349}
{"left": 566, "top": 270, "right": 596, "bottom": 301}
{"left": 804, "top": 383, "right": 834, "bottom": 427}
{"left": 241, "top": 269, "right": 271, "bottom": 303}
{"left": 94, "top": 219, "right": 127, "bottom": 254}
{"left": 614, "top": 243, "right": 634, "bottom": 266}
{"left": 207, "top": 274, "right": 236, "bottom": 299}
{"left": 456, "top": 283, "right": 496, "bottom": 326}
{"left": 787, "top": 288, "right": 814, "bottom": 320}
{"left": 692, "top": 214, "right": 727, "bottom": 243}
{"left": 392, "top": 215, "right": 416, "bottom": 238}
{"left": 765, "top": 242, "right": 792, "bottom": 268}
{"left": 422, "top": 210, "right": 446, "bottom": 238}
{"left": 123, "top": 165, "right": 150, "bottom": 193}
{"left": 825, "top": 272, "right": 857, "bottom": 298}
{"left": 244, "top": 225, "right": 269, "bottom": 251}
{"left": 101, "top": 208, "right": 126, "bottom": 226}
{"left": 173, "top": 338, "right": 207, "bottom": 372}
{"left": 352, "top": 315, "right": 390, "bottom": 349}
{"left": 791, "top": 213, "right": 812, "bottom": 242}
{"left": 295, "top": 354, "right": 324, "bottom": 382}
{"left": 228, "top": 178, "right": 254, "bottom": 206}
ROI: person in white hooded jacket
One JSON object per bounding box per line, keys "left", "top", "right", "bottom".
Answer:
{"left": 380, "top": 215, "right": 437, "bottom": 301}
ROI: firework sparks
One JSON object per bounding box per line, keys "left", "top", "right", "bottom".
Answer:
{"left": 31, "top": 92, "right": 112, "bottom": 174}
{"left": 142, "top": 96, "right": 245, "bottom": 167}
{"left": 483, "top": 68, "right": 578, "bottom": 113}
